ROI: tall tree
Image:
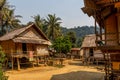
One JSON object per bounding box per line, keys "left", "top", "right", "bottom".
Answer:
{"left": 32, "top": 14, "right": 44, "bottom": 30}
{"left": 0, "top": 0, "right": 6, "bottom": 34}
{"left": 66, "top": 31, "right": 77, "bottom": 48}
{"left": 0, "top": 0, "right": 6, "bottom": 11}
{"left": 76, "top": 37, "right": 84, "bottom": 47}
{"left": 0, "top": 1, "right": 21, "bottom": 35}
{"left": 2, "top": 9, "right": 21, "bottom": 33}
{"left": 45, "top": 14, "right": 62, "bottom": 41}
{"left": 53, "top": 36, "right": 72, "bottom": 54}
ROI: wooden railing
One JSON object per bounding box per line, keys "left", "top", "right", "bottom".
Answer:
{"left": 96, "top": 32, "right": 120, "bottom": 47}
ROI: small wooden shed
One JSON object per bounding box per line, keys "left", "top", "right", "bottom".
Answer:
{"left": 70, "top": 48, "right": 81, "bottom": 59}
{"left": 81, "top": 34, "right": 103, "bottom": 64}
{"left": 81, "top": 34, "right": 96, "bottom": 57}
{"left": 0, "top": 24, "right": 51, "bottom": 70}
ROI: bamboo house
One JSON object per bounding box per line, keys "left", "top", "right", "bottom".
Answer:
{"left": 82, "top": 0, "right": 120, "bottom": 79}
{"left": 70, "top": 48, "right": 81, "bottom": 59}
{"left": 0, "top": 24, "right": 51, "bottom": 70}
{"left": 81, "top": 34, "right": 103, "bottom": 65}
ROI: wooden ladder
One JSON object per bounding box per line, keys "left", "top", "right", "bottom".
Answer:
{"left": 104, "top": 50, "right": 113, "bottom": 80}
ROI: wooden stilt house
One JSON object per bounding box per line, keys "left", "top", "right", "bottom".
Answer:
{"left": 0, "top": 24, "right": 51, "bottom": 70}
{"left": 82, "top": 0, "right": 120, "bottom": 79}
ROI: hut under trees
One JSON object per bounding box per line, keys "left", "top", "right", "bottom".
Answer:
{"left": 82, "top": 0, "right": 120, "bottom": 79}
{"left": 81, "top": 34, "right": 103, "bottom": 65}
{"left": 0, "top": 24, "right": 51, "bottom": 70}
{"left": 70, "top": 48, "right": 81, "bottom": 59}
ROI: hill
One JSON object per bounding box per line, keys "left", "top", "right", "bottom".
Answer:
{"left": 61, "top": 26, "right": 97, "bottom": 39}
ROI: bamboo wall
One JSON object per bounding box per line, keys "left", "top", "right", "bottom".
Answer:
{"left": 15, "top": 43, "right": 22, "bottom": 53}
{"left": 0, "top": 40, "right": 15, "bottom": 56}
{"left": 83, "top": 48, "right": 92, "bottom": 58}
{"left": 36, "top": 44, "right": 49, "bottom": 56}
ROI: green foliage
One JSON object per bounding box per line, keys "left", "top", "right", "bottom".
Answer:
{"left": 0, "top": 0, "right": 22, "bottom": 36}
{"left": 32, "top": 14, "right": 44, "bottom": 31}
{"left": 0, "top": 46, "right": 8, "bottom": 80}
{"left": 66, "top": 31, "right": 77, "bottom": 48}
{"left": 76, "top": 37, "right": 84, "bottom": 47}
{"left": 61, "top": 26, "right": 99, "bottom": 47}
{"left": 61, "top": 26, "right": 96, "bottom": 39}
{"left": 45, "top": 14, "right": 62, "bottom": 41}
{"left": 53, "top": 36, "right": 72, "bottom": 54}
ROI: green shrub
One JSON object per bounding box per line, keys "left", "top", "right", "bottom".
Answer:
{"left": 0, "top": 46, "right": 8, "bottom": 80}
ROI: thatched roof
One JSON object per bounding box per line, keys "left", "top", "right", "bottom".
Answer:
{"left": 0, "top": 24, "right": 51, "bottom": 45}
{"left": 81, "top": 34, "right": 96, "bottom": 48}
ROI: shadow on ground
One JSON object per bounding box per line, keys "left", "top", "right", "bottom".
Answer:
{"left": 50, "top": 71, "right": 104, "bottom": 80}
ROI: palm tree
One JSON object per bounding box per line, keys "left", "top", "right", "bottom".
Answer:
{"left": 0, "top": 0, "right": 7, "bottom": 35}
{"left": 0, "top": 0, "right": 6, "bottom": 10}
{"left": 66, "top": 31, "right": 77, "bottom": 47}
{"left": 32, "top": 14, "right": 44, "bottom": 30}
{"left": 45, "top": 14, "right": 62, "bottom": 41}
{"left": 0, "top": 0, "right": 21, "bottom": 35}
{"left": 2, "top": 9, "right": 21, "bottom": 33}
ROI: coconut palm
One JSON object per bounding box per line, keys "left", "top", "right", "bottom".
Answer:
{"left": 32, "top": 14, "right": 44, "bottom": 30}
{"left": 0, "top": 0, "right": 6, "bottom": 10}
{"left": 66, "top": 31, "right": 77, "bottom": 47}
{"left": 2, "top": 9, "right": 21, "bottom": 33}
{"left": 45, "top": 14, "right": 62, "bottom": 41}
{"left": 0, "top": 0, "right": 21, "bottom": 35}
{"left": 0, "top": 0, "right": 7, "bottom": 35}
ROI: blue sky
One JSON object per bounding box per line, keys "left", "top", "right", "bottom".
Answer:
{"left": 8, "top": 0, "right": 94, "bottom": 28}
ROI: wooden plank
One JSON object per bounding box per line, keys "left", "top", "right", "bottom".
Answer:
{"left": 112, "top": 62, "right": 120, "bottom": 70}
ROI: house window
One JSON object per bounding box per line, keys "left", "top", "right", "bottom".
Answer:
{"left": 22, "top": 43, "right": 27, "bottom": 54}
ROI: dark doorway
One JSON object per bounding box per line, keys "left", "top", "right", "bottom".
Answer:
{"left": 22, "top": 43, "right": 27, "bottom": 54}
{"left": 89, "top": 48, "right": 93, "bottom": 56}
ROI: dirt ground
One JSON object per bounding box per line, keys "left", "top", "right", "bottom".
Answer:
{"left": 6, "top": 60, "right": 105, "bottom": 80}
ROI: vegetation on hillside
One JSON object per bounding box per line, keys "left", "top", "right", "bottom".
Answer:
{"left": 61, "top": 26, "right": 98, "bottom": 47}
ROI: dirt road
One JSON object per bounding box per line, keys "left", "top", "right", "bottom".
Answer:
{"left": 6, "top": 60, "right": 105, "bottom": 80}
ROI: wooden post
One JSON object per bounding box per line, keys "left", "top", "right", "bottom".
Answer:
{"left": 37, "top": 55, "right": 39, "bottom": 66}
{"left": 100, "top": 21, "right": 102, "bottom": 41}
{"left": 11, "top": 56, "right": 14, "bottom": 70}
{"left": 94, "top": 12, "right": 98, "bottom": 46}
{"left": 17, "top": 57, "right": 20, "bottom": 70}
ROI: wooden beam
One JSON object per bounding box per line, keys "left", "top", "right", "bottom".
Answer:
{"left": 96, "top": 0, "right": 111, "bottom": 4}
{"left": 94, "top": 12, "right": 98, "bottom": 46}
